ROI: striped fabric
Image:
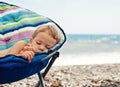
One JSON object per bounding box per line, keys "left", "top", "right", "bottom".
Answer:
{"left": 0, "top": 2, "right": 52, "bottom": 50}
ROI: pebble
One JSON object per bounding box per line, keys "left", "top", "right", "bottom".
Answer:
{"left": 1, "top": 64, "right": 120, "bottom": 87}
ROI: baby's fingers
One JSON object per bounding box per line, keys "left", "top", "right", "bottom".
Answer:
{"left": 31, "top": 47, "right": 36, "bottom": 52}
{"left": 27, "top": 47, "right": 35, "bottom": 51}
{"left": 27, "top": 51, "right": 35, "bottom": 62}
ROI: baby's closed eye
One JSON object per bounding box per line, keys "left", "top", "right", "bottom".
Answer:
{"left": 36, "top": 41, "right": 42, "bottom": 45}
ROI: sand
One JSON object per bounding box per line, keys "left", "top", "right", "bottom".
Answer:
{"left": 1, "top": 63, "right": 120, "bottom": 87}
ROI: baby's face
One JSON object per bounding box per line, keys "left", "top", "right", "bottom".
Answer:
{"left": 30, "top": 32, "right": 57, "bottom": 53}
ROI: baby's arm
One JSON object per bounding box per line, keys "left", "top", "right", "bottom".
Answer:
{"left": 7, "top": 41, "right": 35, "bottom": 62}
{"left": 8, "top": 40, "right": 28, "bottom": 55}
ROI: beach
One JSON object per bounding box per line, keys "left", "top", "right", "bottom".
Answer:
{"left": 54, "top": 52, "right": 120, "bottom": 66}
{"left": 1, "top": 63, "right": 120, "bottom": 87}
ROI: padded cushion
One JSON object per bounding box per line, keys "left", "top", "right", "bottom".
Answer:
{"left": 0, "top": 2, "right": 51, "bottom": 50}
{"left": 0, "top": 2, "right": 66, "bottom": 84}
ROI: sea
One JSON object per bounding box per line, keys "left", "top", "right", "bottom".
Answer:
{"left": 54, "top": 34, "right": 120, "bottom": 66}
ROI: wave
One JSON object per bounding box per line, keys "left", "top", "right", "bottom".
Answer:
{"left": 60, "top": 34, "right": 120, "bottom": 54}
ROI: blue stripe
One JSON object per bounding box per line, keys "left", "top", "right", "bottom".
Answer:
{"left": 0, "top": 3, "right": 8, "bottom": 6}
{"left": 0, "top": 10, "right": 38, "bottom": 23}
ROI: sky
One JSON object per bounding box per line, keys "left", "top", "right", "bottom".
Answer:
{"left": 1, "top": 0, "right": 120, "bottom": 34}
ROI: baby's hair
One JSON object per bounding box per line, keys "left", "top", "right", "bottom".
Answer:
{"left": 32, "top": 23, "right": 62, "bottom": 43}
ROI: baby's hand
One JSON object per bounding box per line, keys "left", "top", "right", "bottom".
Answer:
{"left": 21, "top": 51, "right": 35, "bottom": 63}
{"left": 23, "top": 46, "right": 36, "bottom": 52}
